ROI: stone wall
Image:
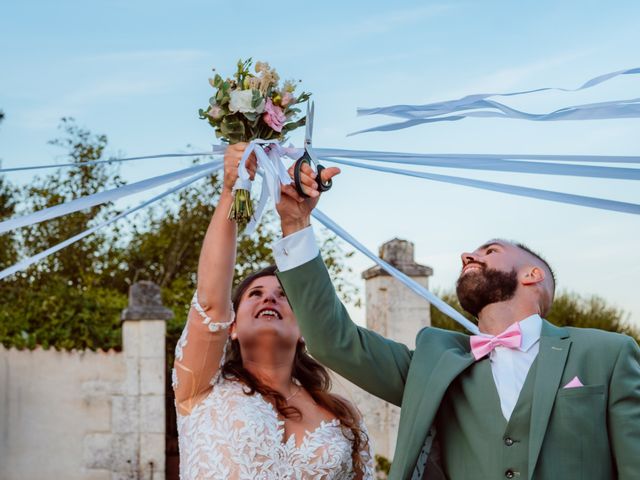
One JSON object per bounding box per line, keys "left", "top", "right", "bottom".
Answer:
{"left": 0, "top": 282, "right": 169, "bottom": 480}
{"left": 0, "top": 242, "right": 431, "bottom": 475}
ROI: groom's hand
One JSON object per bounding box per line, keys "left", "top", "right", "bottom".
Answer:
{"left": 277, "top": 161, "right": 340, "bottom": 236}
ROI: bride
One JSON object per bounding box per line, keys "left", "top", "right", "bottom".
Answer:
{"left": 173, "top": 143, "right": 373, "bottom": 479}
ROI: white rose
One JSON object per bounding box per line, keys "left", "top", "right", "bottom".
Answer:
{"left": 229, "top": 89, "right": 256, "bottom": 113}
{"left": 254, "top": 97, "right": 266, "bottom": 114}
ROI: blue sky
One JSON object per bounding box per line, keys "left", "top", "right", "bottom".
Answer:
{"left": 1, "top": 1, "right": 639, "bottom": 327}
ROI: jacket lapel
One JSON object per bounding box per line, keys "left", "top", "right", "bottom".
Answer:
{"left": 398, "top": 346, "right": 475, "bottom": 479}
{"left": 527, "top": 320, "right": 571, "bottom": 479}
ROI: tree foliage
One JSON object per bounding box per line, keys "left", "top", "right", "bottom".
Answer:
{"left": 0, "top": 119, "right": 358, "bottom": 353}
{"left": 1, "top": 119, "right": 127, "bottom": 349}
{"left": 0, "top": 111, "right": 18, "bottom": 270}
{"left": 0, "top": 175, "right": 18, "bottom": 269}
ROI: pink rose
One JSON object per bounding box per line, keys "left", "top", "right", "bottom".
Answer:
{"left": 281, "top": 92, "right": 295, "bottom": 107}
{"left": 263, "top": 98, "right": 286, "bottom": 133}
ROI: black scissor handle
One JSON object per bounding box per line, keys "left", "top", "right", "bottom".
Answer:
{"left": 293, "top": 152, "right": 332, "bottom": 198}
{"left": 315, "top": 164, "right": 333, "bottom": 193}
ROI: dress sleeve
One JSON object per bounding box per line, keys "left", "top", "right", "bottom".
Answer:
{"left": 357, "top": 419, "right": 375, "bottom": 480}
{"left": 172, "top": 290, "right": 234, "bottom": 416}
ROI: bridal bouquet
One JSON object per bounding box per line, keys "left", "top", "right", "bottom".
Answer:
{"left": 199, "top": 58, "right": 311, "bottom": 224}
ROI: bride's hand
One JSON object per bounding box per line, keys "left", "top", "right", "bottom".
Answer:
{"left": 223, "top": 143, "right": 258, "bottom": 194}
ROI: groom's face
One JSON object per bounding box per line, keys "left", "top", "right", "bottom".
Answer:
{"left": 455, "top": 241, "right": 520, "bottom": 316}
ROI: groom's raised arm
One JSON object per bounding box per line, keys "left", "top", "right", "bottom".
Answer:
{"left": 274, "top": 224, "right": 412, "bottom": 407}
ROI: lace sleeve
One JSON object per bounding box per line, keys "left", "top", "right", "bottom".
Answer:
{"left": 358, "top": 419, "right": 375, "bottom": 480}
{"left": 172, "top": 291, "right": 234, "bottom": 415}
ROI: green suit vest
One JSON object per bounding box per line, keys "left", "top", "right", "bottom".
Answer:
{"left": 434, "top": 358, "right": 538, "bottom": 479}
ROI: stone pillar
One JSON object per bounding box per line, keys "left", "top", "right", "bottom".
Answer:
{"left": 362, "top": 238, "right": 433, "bottom": 348}
{"left": 360, "top": 238, "right": 433, "bottom": 460}
{"left": 116, "top": 281, "right": 172, "bottom": 480}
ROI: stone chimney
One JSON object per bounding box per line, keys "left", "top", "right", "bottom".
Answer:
{"left": 362, "top": 238, "right": 433, "bottom": 349}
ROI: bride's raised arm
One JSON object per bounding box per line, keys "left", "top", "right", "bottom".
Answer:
{"left": 173, "top": 143, "right": 255, "bottom": 415}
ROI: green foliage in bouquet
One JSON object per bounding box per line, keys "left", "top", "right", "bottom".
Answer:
{"left": 198, "top": 58, "right": 311, "bottom": 144}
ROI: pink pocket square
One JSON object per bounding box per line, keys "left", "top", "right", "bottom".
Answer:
{"left": 563, "top": 376, "right": 584, "bottom": 389}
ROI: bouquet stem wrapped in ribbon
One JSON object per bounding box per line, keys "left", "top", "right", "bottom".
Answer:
{"left": 199, "top": 58, "right": 311, "bottom": 226}
{"left": 229, "top": 189, "right": 253, "bottom": 224}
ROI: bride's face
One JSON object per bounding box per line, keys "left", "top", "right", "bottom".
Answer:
{"left": 233, "top": 275, "right": 300, "bottom": 348}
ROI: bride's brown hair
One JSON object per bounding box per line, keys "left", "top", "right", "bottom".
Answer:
{"left": 221, "top": 265, "right": 369, "bottom": 475}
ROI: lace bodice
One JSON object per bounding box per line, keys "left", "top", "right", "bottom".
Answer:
{"left": 173, "top": 292, "right": 374, "bottom": 479}
{"left": 178, "top": 378, "right": 373, "bottom": 479}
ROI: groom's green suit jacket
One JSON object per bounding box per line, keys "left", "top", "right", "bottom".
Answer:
{"left": 277, "top": 255, "right": 640, "bottom": 480}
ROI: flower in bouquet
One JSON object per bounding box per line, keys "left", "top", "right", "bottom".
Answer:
{"left": 199, "top": 58, "right": 311, "bottom": 226}
{"left": 263, "top": 98, "right": 286, "bottom": 132}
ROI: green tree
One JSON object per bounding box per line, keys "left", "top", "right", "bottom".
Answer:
{"left": 0, "top": 176, "right": 18, "bottom": 269}
{"left": 0, "top": 119, "right": 357, "bottom": 352}
{"left": 0, "top": 111, "right": 19, "bottom": 270}
{"left": 0, "top": 118, "right": 128, "bottom": 349}
{"left": 374, "top": 454, "right": 392, "bottom": 479}
{"left": 430, "top": 290, "right": 639, "bottom": 343}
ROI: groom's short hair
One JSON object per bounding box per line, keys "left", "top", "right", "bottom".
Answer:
{"left": 489, "top": 239, "right": 557, "bottom": 316}
{"left": 514, "top": 241, "right": 556, "bottom": 294}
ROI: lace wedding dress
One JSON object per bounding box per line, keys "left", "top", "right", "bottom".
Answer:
{"left": 173, "top": 293, "right": 374, "bottom": 480}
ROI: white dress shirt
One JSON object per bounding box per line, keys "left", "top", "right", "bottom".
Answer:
{"left": 480, "top": 314, "right": 542, "bottom": 420}
{"left": 272, "top": 226, "right": 542, "bottom": 421}
{"left": 272, "top": 225, "right": 320, "bottom": 272}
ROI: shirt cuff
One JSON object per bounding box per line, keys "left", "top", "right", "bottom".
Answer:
{"left": 272, "top": 225, "right": 320, "bottom": 272}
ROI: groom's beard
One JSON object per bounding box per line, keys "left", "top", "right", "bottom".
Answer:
{"left": 456, "top": 265, "right": 519, "bottom": 317}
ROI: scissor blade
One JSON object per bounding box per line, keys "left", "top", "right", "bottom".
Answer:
{"left": 305, "top": 101, "right": 314, "bottom": 147}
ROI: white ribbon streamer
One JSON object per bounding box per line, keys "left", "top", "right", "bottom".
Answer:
{"left": 352, "top": 98, "right": 640, "bottom": 134}
{"left": 0, "top": 166, "right": 217, "bottom": 280}
{"left": 0, "top": 150, "right": 223, "bottom": 174}
{"left": 359, "top": 67, "right": 640, "bottom": 118}
{"left": 327, "top": 158, "right": 640, "bottom": 215}
{"left": 355, "top": 67, "right": 640, "bottom": 135}
{"left": 0, "top": 160, "right": 222, "bottom": 234}
{"left": 358, "top": 67, "right": 640, "bottom": 116}
{"left": 314, "top": 148, "right": 640, "bottom": 164}
{"left": 312, "top": 208, "right": 479, "bottom": 334}
{"left": 316, "top": 150, "right": 639, "bottom": 180}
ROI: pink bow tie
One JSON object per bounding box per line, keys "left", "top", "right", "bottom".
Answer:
{"left": 470, "top": 322, "right": 522, "bottom": 360}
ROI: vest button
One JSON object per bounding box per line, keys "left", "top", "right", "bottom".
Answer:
{"left": 505, "top": 469, "right": 515, "bottom": 479}
{"left": 504, "top": 437, "right": 514, "bottom": 446}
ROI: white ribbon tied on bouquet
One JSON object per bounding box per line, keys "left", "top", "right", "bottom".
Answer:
{"left": 231, "top": 139, "right": 304, "bottom": 235}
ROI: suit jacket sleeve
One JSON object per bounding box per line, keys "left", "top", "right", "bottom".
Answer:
{"left": 607, "top": 336, "right": 640, "bottom": 478}
{"left": 277, "top": 254, "right": 413, "bottom": 406}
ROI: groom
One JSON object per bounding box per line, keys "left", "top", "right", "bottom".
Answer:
{"left": 273, "top": 169, "right": 640, "bottom": 479}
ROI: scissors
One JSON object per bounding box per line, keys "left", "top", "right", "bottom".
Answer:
{"left": 293, "top": 102, "right": 332, "bottom": 198}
